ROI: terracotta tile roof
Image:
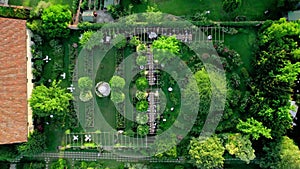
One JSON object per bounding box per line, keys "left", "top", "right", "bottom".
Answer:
{"left": 0, "top": 17, "right": 28, "bottom": 144}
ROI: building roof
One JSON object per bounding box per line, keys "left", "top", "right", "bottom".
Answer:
{"left": 288, "top": 10, "right": 300, "bottom": 21}
{"left": 82, "top": 11, "right": 95, "bottom": 22}
{"left": 0, "top": 17, "right": 28, "bottom": 144}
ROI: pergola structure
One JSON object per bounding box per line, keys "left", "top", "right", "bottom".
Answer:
{"left": 100, "top": 26, "right": 225, "bottom": 44}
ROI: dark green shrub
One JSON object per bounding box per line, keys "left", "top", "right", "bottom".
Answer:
{"left": 0, "top": 6, "right": 30, "bottom": 19}
{"left": 17, "top": 131, "right": 46, "bottom": 156}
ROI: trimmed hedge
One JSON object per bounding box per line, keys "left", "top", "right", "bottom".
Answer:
{"left": 77, "top": 22, "right": 105, "bottom": 30}
{"left": 192, "top": 21, "right": 264, "bottom": 27}
{"left": 0, "top": 6, "right": 30, "bottom": 19}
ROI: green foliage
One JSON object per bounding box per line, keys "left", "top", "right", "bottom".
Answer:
{"left": 125, "top": 163, "right": 148, "bottom": 169}
{"left": 0, "top": 6, "right": 30, "bottom": 19}
{"left": 154, "top": 134, "right": 177, "bottom": 158}
{"left": 27, "top": 20, "right": 43, "bottom": 34}
{"left": 237, "top": 118, "right": 272, "bottom": 140}
{"left": 250, "top": 19, "right": 300, "bottom": 137}
{"left": 276, "top": 61, "right": 300, "bottom": 83}
{"left": 260, "top": 136, "right": 300, "bottom": 169}
{"left": 112, "top": 34, "right": 127, "bottom": 49}
{"left": 0, "top": 145, "right": 19, "bottom": 161}
{"left": 194, "top": 68, "right": 211, "bottom": 101}
{"left": 107, "top": 5, "right": 129, "bottom": 19}
{"left": 18, "top": 131, "right": 46, "bottom": 156}
{"left": 152, "top": 36, "right": 180, "bottom": 56}
{"left": 29, "top": 80, "right": 73, "bottom": 118}
{"left": 129, "top": 36, "right": 141, "bottom": 47}
{"left": 136, "top": 55, "right": 148, "bottom": 66}
{"left": 41, "top": 5, "right": 72, "bottom": 38}
{"left": 78, "top": 76, "right": 93, "bottom": 91}
{"left": 111, "top": 91, "right": 125, "bottom": 104}
{"left": 22, "top": 162, "right": 45, "bottom": 169}
{"left": 77, "top": 22, "right": 104, "bottom": 31}
{"left": 109, "top": 76, "right": 125, "bottom": 89}
{"left": 79, "top": 31, "right": 94, "bottom": 46}
{"left": 30, "top": 1, "right": 51, "bottom": 18}
{"left": 143, "top": 5, "right": 162, "bottom": 24}
{"left": 222, "top": 0, "right": 241, "bottom": 13}
{"left": 189, "top": 136, "right": 225, "bottom": 169}
{"left": 136, "top": 113, "right": 148, "bottom": 124}
{"left": 136, "top": 101, "right": 148, "bottom": 112}
{"left": 136, "top": 43, "right": 147, "bottom": 55}
{"left": 135, "top": 77, "right": 149, "bottom": 91}
{"left": 79, "top": 90, "right": 93, "bottom": 102}
{"left": 137, "top": 125, "right": 149, "bottom": 136}
{"left": 223, "top": 133, "right": 255, "bottom": 164}
{"left": 260, "top": 18, "right": 300, "bottom": 44}
{"left": 84, "top": 31, "right": 104, "bottom": 50}
{"left": 50, "top": 159, "right": 68, "bottom": 169}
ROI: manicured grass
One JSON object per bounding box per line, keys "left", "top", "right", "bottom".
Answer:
{"left": 9, "top": 0, "right": 73, "bottom": 8}
{"left": 95, "top": 47, "right": 118, "bottom": 129}
{"left": 44, "top": 124, "right": 65, "bottom": 152}
{"left": 123, "top": 0, "right": 277, "bottom": 21}
{"left": 224, "top": 28, "right": 257, "bottom": 72}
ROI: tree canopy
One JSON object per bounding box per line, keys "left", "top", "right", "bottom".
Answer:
{"left": 29, "top": 80, "right": 73, "bottom": 118}
{"left": 189, "top": 136, "right": 225, "bottom": 169}
{"left": 41, "top": 5, "right": 72, "bottom": 38}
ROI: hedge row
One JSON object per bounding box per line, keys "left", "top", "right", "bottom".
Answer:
{"left": 78, "top": 20, "right": 264, "bottom": 31}
{"left": 192, "top": 21, "right": 264, "bottom": 27}
{"left": 0, "top": 6, "right": 30, "bottom": 19}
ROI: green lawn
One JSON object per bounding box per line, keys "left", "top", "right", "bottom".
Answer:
{"left": 9, "top": 0, "right": 73, "bottom": 8}
{"left": 224, "top": 28, "right": 257, "bottom": 72}
{"left": 123, "top": 0, "right": 277, "bottom": 21}
{"left": 44, "top": 124, "right": 65, "bottom": 152}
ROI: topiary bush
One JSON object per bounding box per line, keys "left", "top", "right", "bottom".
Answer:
{"left": 136, "top": 90, "right": 148, "bottom": 100}
{"left": 136, "top": 113, "right": 148, "bottom": 124}
{"left": 136, "top": 77, "right": 149, "bottom": 91}
{"left": 136, "top": 100, "right": 149, "bottom": 112}
{"left": 110, "top": 76, "right": 125, "bottom": 89}
{"left": 78, "top": 77, "right": 93, "bottom": 91}
{"left": 136, "top": 55, "right": 148, "bottom": 66}
{"left": 111, "top": 91, "right": 125, "bottom": 103}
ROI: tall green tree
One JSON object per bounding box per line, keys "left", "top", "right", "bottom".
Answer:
{"left": 41, "top": 5, "right": 72, "bottom": 38}
{"left": 29, "top": 80, "right": 73, "bottom": 118}
{"left": 189, "top": 136, "right": 225, "bottom": 169}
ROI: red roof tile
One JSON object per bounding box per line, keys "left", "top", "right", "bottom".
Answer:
{"left": 0, "top": 17, "right": 28, "bottom": 144}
